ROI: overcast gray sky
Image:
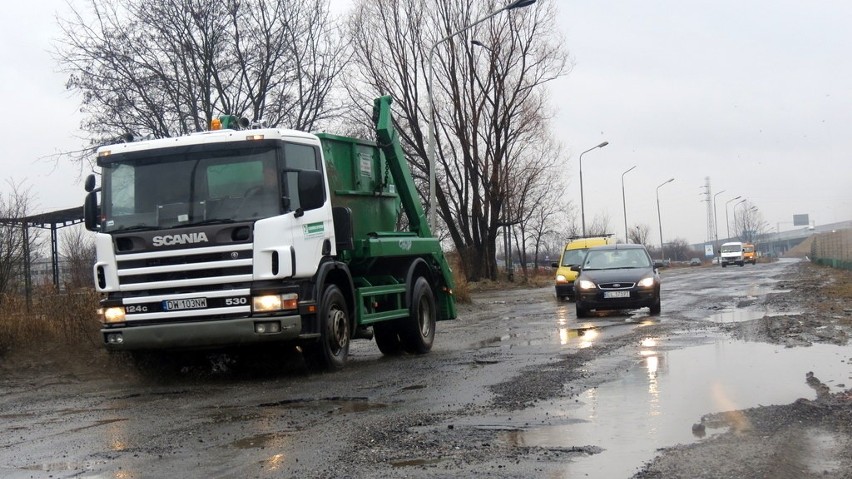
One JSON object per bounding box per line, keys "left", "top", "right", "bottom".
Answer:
{"left": 2, "top": 0, "right": 849, "bottom": 246}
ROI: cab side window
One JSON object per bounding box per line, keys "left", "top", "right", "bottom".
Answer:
{"left": 284, "top": 143, "right": 322, "bottom": 211}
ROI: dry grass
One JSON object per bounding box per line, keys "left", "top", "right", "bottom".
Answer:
{"left": 0, "top": 286, "right": 102, "bottom": 357}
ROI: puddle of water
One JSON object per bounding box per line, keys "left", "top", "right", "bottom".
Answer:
{"left": 391, "top": 457, "right": 444, "bottom": 468}
{"left": 705, "top": 310, "right": 804, "bottom": 323}
{"left": 232, "top": 432, "right": 290, "bottom": 449}
{"left": 706, "top": 309, "right": 766, "bottom": 323}
{"left": 502, "top": 338, "right": 852, "bottom": 478}
{"left": 258, "top": 397, "right": 387, "bottom": 414}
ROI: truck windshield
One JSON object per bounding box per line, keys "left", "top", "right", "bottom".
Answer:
{"left": 721, "top": 245, "right": 742, "bottom": 253}
{"left": 100, "top": 142, "right": 285, "bottom": 232}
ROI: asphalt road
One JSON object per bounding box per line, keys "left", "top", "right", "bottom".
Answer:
{"left": 2, "top": 259, "right": 848, "bottom": 478}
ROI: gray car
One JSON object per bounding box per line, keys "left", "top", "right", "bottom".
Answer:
{"left": 571, "top": 244, "right": 662, "bottom": 318}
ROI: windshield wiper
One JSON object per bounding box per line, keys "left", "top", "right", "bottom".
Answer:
{"left": 183, "top": 218, "right": 236, "bottom": 227}
{"left": 111, "top": 224, "right": 157, "bottom": 233}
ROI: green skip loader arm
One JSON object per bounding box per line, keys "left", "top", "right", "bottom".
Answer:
{"left": 372, "top": 95, "right": 457, "bottom": 320}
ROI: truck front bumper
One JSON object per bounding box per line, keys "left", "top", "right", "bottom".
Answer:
{"left": 101, "top": 314, "right": 302, "bottom": 351}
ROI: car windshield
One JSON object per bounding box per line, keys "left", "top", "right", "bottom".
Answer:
{"left": 582, "top": 249, "right": 651, "bottom": 270}
{"left": 721, "top": 245, "right": 742, "bottom": 253}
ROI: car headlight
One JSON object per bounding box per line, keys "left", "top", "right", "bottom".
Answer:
{"left": 577, "top": 280, "right": 597, "bottom": 290}
{"left": 638, "top": 277, "right": 656, "bottom": 288}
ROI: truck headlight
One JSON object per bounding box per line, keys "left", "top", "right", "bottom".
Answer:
{"left": 577, "top": 280, "right": 596, "bottom": 290}
{"left": 252, "top": 293, "right": 298, "bottom": 313}
{"left": 100, "top": 306, "right": 126, "bottom": 324}
{"left": 555, "top": 274, "right": 567, "bottom": 283}
{"left": 638, "top": 277, "right": 656, "bottom": 288}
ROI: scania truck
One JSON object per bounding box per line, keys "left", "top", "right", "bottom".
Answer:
{"left": 83, "top": 96, "right": 456, "bottom": 370}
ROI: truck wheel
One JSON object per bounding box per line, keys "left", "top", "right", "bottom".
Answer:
{"left": 722, "top": 263, "right": 727, "bottom": 268}
{"left": 305, "top": 285, "right": 350, "bottom": 370}
{"left": 373, "top": 321, "right": 404, "bottom": 355}
{"left": 400, "top": 277, "right": 436, "bottom": 354}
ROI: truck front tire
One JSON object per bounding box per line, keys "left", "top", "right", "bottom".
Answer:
{"left": 304, "top": 284, "right": 350, "bottom": 370}
{"left": 400, "top": 277, "right": 436, "bottom": 354}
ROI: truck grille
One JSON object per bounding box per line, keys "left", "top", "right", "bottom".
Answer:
{"left": 115, "top": 244, "right": 254, "bottom": 293}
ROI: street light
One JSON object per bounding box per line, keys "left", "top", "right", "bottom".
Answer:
{"left": 621, "top": 165, "right": 637, "bottom": 243}
{"left": 579, "top": 141, "right": 609, "bottom": 236}
{"left": 426, "top": 0, "right": 537, "bottom": 229}
{"left": 712, "top": 190, "right": 726, "bottom": 255}
{"left": 724, "top": 195, "right": 742, "bottom": 240}
{"left": 656, "top": 178, "right": 674, "bottom": 261}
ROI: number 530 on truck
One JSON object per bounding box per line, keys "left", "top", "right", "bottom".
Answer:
{"left": 83, "top": 96, "right": 456, "bottom": 370}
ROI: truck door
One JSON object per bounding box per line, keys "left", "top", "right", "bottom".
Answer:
{"left": 282, "top": 142, "right": 334, "bottom": 278}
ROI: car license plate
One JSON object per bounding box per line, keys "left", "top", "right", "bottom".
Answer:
{"left": 163, "top": 298, "right": 208, "bottom": 311}
{"left": 604, "top": 291, "right": 630, "bottom": 299}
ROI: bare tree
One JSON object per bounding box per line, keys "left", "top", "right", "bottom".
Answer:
{"left": 666, "top": 238, "right": 693, "bottom": 262}
{"left": 56, "top": 0, "right": 348, "bottom": 166}
{"left": 628, "top": 223, "right": 652, "bottom": 248}
{"left": 586, "top": 213, "right": 613, "bottom": 238}
{"left": 0, "top": 184, "right": 42, "bottom": 298}
{"left": 345, "top": 0, "right": 570, "bottom": 281}
{"left": 733, "top": 201, "right": 769, "bottom": 243}
{"left": 60, "top": 226, "right": 97, "bottom": 290}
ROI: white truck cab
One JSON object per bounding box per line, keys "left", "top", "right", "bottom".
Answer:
{"left": 720, "top": 241, "right": 745, "bottom": 267}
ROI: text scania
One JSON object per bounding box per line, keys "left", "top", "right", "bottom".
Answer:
{"left": 152, "top": 232, "right": 210, "bottom": 247}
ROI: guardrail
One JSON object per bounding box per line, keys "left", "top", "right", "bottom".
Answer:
{"left": 811, "top": 229, "right": 852, "bottom": 270}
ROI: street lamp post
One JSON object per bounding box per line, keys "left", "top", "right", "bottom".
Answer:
{"left": 656, "top": 178, "right": 674, "bottom": 261}
{"left": 621, "top": 165, "right": 637, "bottom": 243}
{"left": 579, "top": 141, "right": 609, "bottom": 236}
{"left": 724, "top": 195, "right": 742, "bottom": 240}
{"left": 426, "top": 0, "right": 537, "bottom": 230}
{"left": 712, "top": 190, "right": 726, "bottom": 255}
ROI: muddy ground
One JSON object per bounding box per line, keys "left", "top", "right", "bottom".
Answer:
{"left": 338, "top": 261, "right": 852, "bottom": 479}
{"left": 0, "top": 260, "right": 850, "bottom": 478}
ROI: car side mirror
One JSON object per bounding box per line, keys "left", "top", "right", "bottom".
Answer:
{"left": 653, "top": 260, "right": 665, "bottom": 269}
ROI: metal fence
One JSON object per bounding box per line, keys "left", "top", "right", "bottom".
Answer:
{"left": 811, "top": 229, "right": 852, "bottom": 270}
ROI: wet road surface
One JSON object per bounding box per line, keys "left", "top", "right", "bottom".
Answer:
{"left": 1, "top": 258, "right": 850, "bottom": 478}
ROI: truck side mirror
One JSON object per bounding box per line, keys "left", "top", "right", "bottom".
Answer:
{"left": 298, "top": 170, "right": 325, "bottom": 211}
{"left": 84, "top": 174, "right": 97, "bottom": 192}
{"left": 84, "top": 191, "right": 99, "bottom": 231}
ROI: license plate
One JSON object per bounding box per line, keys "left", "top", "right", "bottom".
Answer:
{"left": 604, "top": 291, "right": 630, "bottom": 299}
{"left": 163, "top": 298, "right": 208, "bottom": 311}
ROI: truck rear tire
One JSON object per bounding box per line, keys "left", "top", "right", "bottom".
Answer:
{"left": 400, "top": 277, "right": 436, "bottom": 354}
{"left": 304, "top": 284, "right": 350, "bottom": 370}
{"left": 373, "top": 321, "right": 404, "bottom": 355}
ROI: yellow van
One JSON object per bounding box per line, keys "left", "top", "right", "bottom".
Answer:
{"left": 743, "top": 242, "right": 756, "bottom": 265}
{"left": 552, "top": 236, "right": 615, "bottom": 301}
